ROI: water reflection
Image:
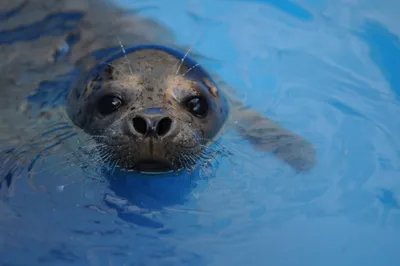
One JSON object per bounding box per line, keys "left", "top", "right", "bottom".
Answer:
{"left": 2, "top": 0, "right": 400, "bottom": 265}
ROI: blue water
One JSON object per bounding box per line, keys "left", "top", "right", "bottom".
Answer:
{"left": 1, "top": 0, "right": 400, "bottom": 265}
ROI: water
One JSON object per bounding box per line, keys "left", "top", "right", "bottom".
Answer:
{"left": 1, "top": 0, "right": 400, "bottom": 265}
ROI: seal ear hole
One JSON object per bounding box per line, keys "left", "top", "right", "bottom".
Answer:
{"left": 184, "top": 96, "right": 208, "bottom": 118}
{"left": 97, "top": 95, "right": 123, "bottom": 115}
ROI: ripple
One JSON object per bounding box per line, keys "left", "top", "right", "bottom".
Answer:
{"left": 358, "top": 19, "right": 400, "bottom": 99}
{"left": 230, "top": 0, "right": 314, "bottom": 21}
{"left": 0, "top": 11, "right": 84, "bottom": 44}
{"left": 2, "top": 0, "right": 400, "bottom": 265}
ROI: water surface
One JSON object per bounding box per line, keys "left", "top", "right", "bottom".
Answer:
{"left": 1, "top": 0, "right": 400, "bottom": 265}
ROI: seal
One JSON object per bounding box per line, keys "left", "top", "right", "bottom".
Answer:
{"left": 66, "top": 44, "right": 316, "bottom": 174}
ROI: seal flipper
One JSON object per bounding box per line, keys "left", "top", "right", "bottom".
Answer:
{"left": 213, "top": 78, "right": 316, "bottom": 172}
{"left": 231, "top": 104, "right": 316, "bottom": 172}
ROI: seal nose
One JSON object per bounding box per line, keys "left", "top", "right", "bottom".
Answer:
{"left": 132, "top": 115, "right": 173, "bottom": 137}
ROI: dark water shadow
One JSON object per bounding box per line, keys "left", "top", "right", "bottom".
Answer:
{"left": 0, "top": 158, "right": 214, "bottom": 266}
{"left": 0, "top": 1, "right": 28, "bottom": 22}
{"left": 0, "top": 11, "right": 84, "bottom": 45}
{"left": 357, "top": 19, "right": 400, "bottom": 99}
{"left": 100, "top": 166, "right": 215, "bottom": 229}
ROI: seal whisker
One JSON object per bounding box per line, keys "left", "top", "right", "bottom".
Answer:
{"left": 106, "top": 62, "right": 127, "bottom": 77}
{"left": 197, "top": 148, "right": 214, "bottom": 162}
{"left": 109, "top": 158, "right": 120, "bottom": 175}
{"left": 175, "top": 47, "right": 193, "bottom": 76}
{"left": 183, "top": 153, "right": 196, "bottom": 168}
{"left": 117, "top": 37, "right": 134, "bottom": 77}
{"left": 77, "top": 142, "right": 109, "bottom": 152}
{"left": 176, "top": 153, "right": 188, "bottom": 169}
{"left": 196, "top": 150, "right": 213, "bottom": 161}
{"left": 180, "top": 157, "right": 189, "bottom": 171}
{"left": 94, "top": 149, "right": 113, "bottom": 163}
{"left": 64, "top": 45, "right": 232, "bottom": 174}
{"left": 182, "top": 63, "right": 200, "bottom": 77}
{"left": 109, "top": 155, "right": 121, "bottom": 173}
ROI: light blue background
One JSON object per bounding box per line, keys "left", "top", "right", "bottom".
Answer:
{"left": 1, "top": 0, "right": 400, "bottom": 265}
{"left": 110, "top": 0, "right": 400, "bottom": 265}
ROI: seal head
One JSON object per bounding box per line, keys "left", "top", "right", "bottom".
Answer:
{"left": 67, "top": 45, "right": 229, "bottom": 174}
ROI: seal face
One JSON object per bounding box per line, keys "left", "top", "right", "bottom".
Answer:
{"left": 67, "top": 45, "right": 229, "bottom": 173}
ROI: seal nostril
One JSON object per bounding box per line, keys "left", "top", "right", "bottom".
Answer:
{"left": 132, "top": 116, "right": 147, "bottom": 135}
{"left": 157, "top": 117, "right": 172, "bottom": 137}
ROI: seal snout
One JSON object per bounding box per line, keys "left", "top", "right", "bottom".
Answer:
{"left": 131, "top": 115, "right": 174, "bottom": 138}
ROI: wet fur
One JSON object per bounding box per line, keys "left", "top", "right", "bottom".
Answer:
{"left": 67, "top": 48, "right": 229, "bottom": 172}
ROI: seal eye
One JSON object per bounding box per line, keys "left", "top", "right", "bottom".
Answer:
{"left": 186, "top": 96, "right": 208, "bottom": 118}
{"left": 97, "top": 95, "right": 123, "bottom": 115}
